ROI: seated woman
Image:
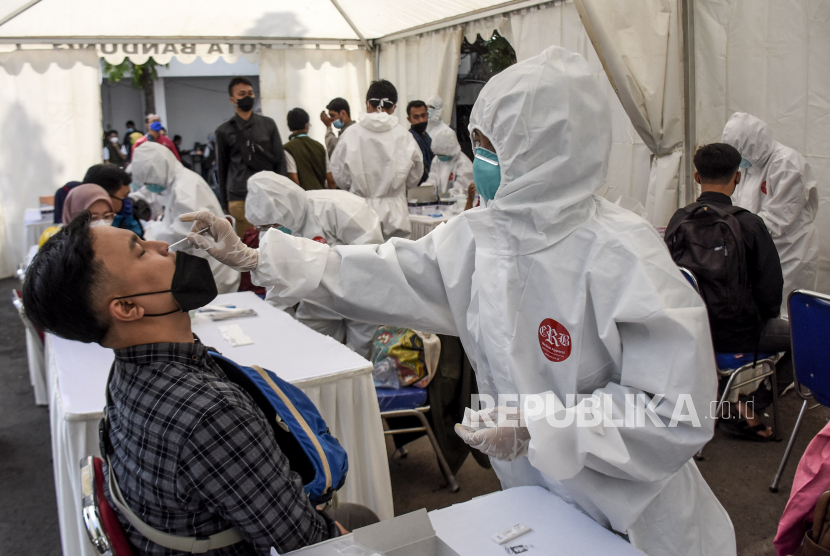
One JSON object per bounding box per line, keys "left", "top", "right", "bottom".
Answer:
{"left": 775, "top": 422, "right": 830, "bottom": 555}
{"left": 62, "top": 183, "right": 115, "bottom": 225}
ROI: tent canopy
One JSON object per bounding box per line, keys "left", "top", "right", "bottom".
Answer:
{"left": 0, "top": 0, "right": 542, "bottom": 44}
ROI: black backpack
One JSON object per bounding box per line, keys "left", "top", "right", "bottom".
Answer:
{"left": 665, "top": 202, "right": 757, "bottom": 326}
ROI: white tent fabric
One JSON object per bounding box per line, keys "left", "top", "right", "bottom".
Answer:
{"left": 378, "top": 26, "right": 464, "bottom": 128}
{"left": 0, "top": 48, "right": 101, "bottom": 277}
{"left": 259, "top": 46, "right": 372, "bottom": 150}
{"left": 466, "top": 2, "right": 651, "bottom": 221}
{"left": 574, "top": 0, "right": 685, "bottom": 228}
{"left": 695, "top": 0, "right": 830, "bottom": 294}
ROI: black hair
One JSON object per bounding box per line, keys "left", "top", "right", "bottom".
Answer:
{"left": 406, "top": 100, "right": 427, "bottom": 117}
{"left": 326, "top": 97, "right": 350, "bottom": 117}
{"left": 228, "top": 76, "right": 253, "bottom": 96}
{"left": 126, "top": 120, "right": 135, "bottom": 128}
{"left": 366, "top": 80, "right": 397, "bottom": 109}
{"left": 22, "top": 211, "right": 110, "bottom": 344}
{"left": 287, "top": 108, "right": 310, "bottom": 131}
{"left": 82, "top": 164, "right": 132, "bottom": 195}
{"left": 173, "top": 134, "right": 182, "bottom": 143}
{"left": 693, "top": 143, "right": 742, "bottom": 184}
{"left": 106, "top": 129, "right": 119, "bottom": 137}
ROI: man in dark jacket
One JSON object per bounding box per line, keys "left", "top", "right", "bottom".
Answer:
{"left": 284, "top": 108, "right": 335, "bottom": 190}
{"left": 215, "top": 77, "right": 287, "bottom": 236}
{"left": 406, "top": 100, "right": 432, "bottom": 184}
{"left": 666, "top": 143, "right": 790, "bottom": 440}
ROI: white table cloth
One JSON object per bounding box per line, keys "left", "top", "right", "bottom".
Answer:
{"left": 24, "top": 208, "right": 52, "bottom": 256}
{"left": 47, "top": 291, "right": 393, "bottom": 556}
{"left": 285, "top": 486, "right": 645, "bottom": 555}
{"left": 409, "top": 213, "right": 452, "bottom": 240}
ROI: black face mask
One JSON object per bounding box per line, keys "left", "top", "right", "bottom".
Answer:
{"left": 236, "top": 96, "right": 255, "bottom": 112}
{"left": 113, "top": 252, "right": 218, "bottom": 317}
{"left": 412, "top": 121, "right": 428, "bottom": 135}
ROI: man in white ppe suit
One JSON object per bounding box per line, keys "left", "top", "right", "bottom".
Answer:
{"left": 423, "top": 127, "right": 474, "bottom": 197}
{"left": 426, "top": 95, "right": 452, "bottom": 137}
{"left": 181, "top": 46, "right": 735, "bottom": 556}
{"left": 130, "top": 142, "right": 240, "bottom": 293}
{"left": 722, "top": 112, "right": 819, "bottom": 313}
{"left": 244, "top": 171, "right": 384, "bottom": 357}
{"left": 330, "top": 80, "right": 423, "bottom": 240}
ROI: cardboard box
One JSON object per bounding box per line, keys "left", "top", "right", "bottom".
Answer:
{"left": 353, "top": 509, "right": 459, "bottom": 556}
{"left": 280, "top": 508, "right": 460, "bottom": 556}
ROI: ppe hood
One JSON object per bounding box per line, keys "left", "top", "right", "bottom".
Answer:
{"left": 468, "top": 46, "right": 611, "bottom": 251}
{"left": 722, "top": 112, "right": 776, "bottom": 166}
{"left": 431, "top": 126, "right": 461, "bottom": 157}
{"left": 245, "top": 171, "right": 307, "bottom": 230}
{"left": 358, "top": 110, "right": 399, "bottom": 133}
{"left": 427, "top": 94, "right": 444, "bottom": 123}
{"left": 130, "top": 142, "right": 181, "bottom": 188}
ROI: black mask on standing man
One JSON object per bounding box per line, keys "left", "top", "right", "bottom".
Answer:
{"left": 236, "top": 96, "right": 255, "bottom": 112}
{"left": 112, "top": 252, "right": 218, "bottom": 316}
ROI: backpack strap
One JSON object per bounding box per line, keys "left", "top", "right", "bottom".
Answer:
{"left": 250, "top": 365, "right": 333, "bottom": 496}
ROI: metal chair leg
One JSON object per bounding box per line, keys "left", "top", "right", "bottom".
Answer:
{"left": 770, "top": 363, "right": 782, "bottom": 442}
{"left": 412, "top": 410, "right": 459, "bottom": 493}
{"left": 398, "top": 445, "right": 409, "bottom": 458}
{"left": 770, "top": 399, "right": 808, "bottom": 493}
{"left": 715, "top": 369, "right": 740, "bottom": 419}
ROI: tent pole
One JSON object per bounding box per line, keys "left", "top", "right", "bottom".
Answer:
{"left": 681, "top": 0, "right": 697, "bottom": 206}
{"left": 374, "top": 43, "right": 380, "bottom": 81}
{"left": 328, "top": 0, "right": 373, "bottom": 52}
{"left": 0, "top": 0, "right": 42, "bottom": 27}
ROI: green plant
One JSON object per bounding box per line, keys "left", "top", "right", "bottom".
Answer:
{"left": 103, "top": 57, "right": 167, "bottom": 114}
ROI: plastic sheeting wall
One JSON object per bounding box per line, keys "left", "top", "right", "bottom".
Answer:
{"left": 465, "top": 3, "right": 652, "bottom": 220}
{"left": 0, "top": 49, "right": 102, "bottom": 278}
{"left": 695, "top": 0, "right": 830, "bottom": 293}
{"left": 378, "top": 26, "right": 465, "bottom": 129}
{"left": 259, "top": 47, "right": 372, "bottom": 152}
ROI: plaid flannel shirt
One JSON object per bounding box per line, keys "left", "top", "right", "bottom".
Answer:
{"left": 102, "top": 341, "right": 338, "bottom": 555}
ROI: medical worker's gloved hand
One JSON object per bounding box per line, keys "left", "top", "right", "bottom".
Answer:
{"left": 179, "top": 211, "right": 259, "bottom": 272}
{"left": 454, "top": 406, "right": 530, "bottom": 461}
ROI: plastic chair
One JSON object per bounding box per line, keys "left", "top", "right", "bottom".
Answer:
{"left": 770, "top": 290, "right": 830, "bottom": 493}
{"left": 377, "top": 387, "right": 460, "bottom": 492}
{"left": 677, "top": 269, "right": 782, "bottom": 460}
{"left": 80, "top": 456, "right": 136, "bottom": 556}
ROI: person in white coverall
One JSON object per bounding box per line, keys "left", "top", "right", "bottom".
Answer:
{"left": 423, "top": 127, "right": 474, "bottom": 197}
{"left": 330, "top": 79, "right": 423, "bottom": 240}
{"left": 181, "top": 46, "right": 735, "bottom": 556}
{"left": 130, "top": 142, "right": 240, "bottom": 294}
{"left": 244, "top": 171, "right": 384, "bottom": 357}
{"left": 722, "top": 112, "right": 819, "bottom": 314}
{"left": 426, "top": 95, "right": 452, "bottom": 137}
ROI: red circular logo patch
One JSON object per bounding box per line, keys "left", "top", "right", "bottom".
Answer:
{"left": 312, "top": 236, "right": 327, "bottom": 245}
{"left": 538, "top": 318, "right": 572, "bottom": 362}
{"left": 760, "top": 181, "right": 768, "bottom": 195}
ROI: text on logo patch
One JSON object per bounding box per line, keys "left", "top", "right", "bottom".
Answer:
{"left": 538, "top": 318, "right": 572, "bottom": 362}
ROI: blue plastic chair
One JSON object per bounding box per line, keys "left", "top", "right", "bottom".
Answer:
{"left": 770, "top": 290, "right": 830, "bottom": 492}
{"left": 376, "top": 387, "right": 459, "bottom": 492}
{"left": 677, "top": 268, "right": 782, "bottom": 460}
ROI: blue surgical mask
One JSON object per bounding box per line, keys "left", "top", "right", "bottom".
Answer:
{"left": 145, "top": 183, "right": 166, "bottom": 194}
{"left": 739, "top": 158, "right": 752, "bottom": 169}
{"left": 333, "top": 119, "right": 344, "bottom": 130}
{"left": 473, "top": 147, "right": 501, "bottom": 201}
{"left": 428, "top": 108, "right": 435, "bottom": 119}
{"left": 438, "top": 155, "right": 453, "bottom": 162}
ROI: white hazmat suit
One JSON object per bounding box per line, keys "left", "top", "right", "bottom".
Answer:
{"left": 131, "top": 143, "right": 240, "bottom": 293}
{"left": 245, "top": 172, "right": 384, "bottom": 357}
{"left": 722, "top": 112, "right": 819, "bottom": 312}
{"left": 192, "top": 47, "right": 736, "bottom": 556}
{"left": 423, "top": 127, "right": 474, "bottom": 197}
{"left": 426, "top": 95, "right": 452, "bottom": 137}
{"left": 330, "top": 110, "right": 423, "bottom": 240}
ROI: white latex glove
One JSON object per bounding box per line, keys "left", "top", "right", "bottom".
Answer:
{"left": 179, "top": 211, "right": 259, "bottom": 272}
{"left": 454, "top": 406, "right": 531, "bottom": 462}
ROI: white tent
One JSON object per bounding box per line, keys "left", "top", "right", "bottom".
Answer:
{"left": 1, "top": 0, "right": 828, "bottom": 294}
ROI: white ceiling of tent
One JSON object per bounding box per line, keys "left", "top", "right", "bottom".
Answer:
{"left": 0, "top": 0, "right": 513, "bottom": 43}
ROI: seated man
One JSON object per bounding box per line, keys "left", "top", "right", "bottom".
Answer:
{"left": 83, "top": 163, "right": 144, "bottom": 238}
{"left": 22, "top": 214, "right": 375, "bottom": 555}
{"left": 666, "top": 143, "right": 790, "bottom": 441}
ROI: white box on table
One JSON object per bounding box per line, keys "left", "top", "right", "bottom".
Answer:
{"left": 353, "top": 509, "right": 459, "bottom": 556}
